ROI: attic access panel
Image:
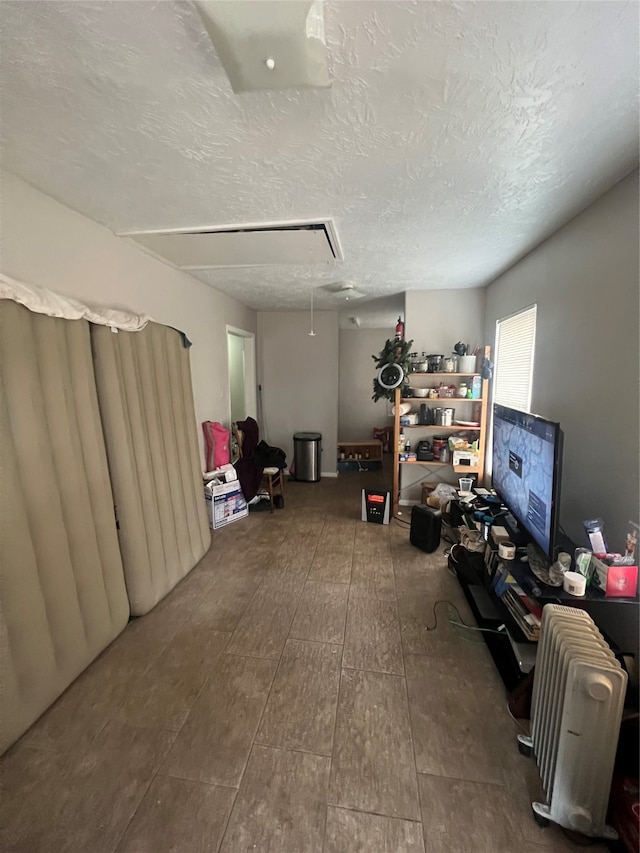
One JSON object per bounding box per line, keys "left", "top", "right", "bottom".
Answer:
{"left": 122, "top": 221, "right": 341, "bottom": 268}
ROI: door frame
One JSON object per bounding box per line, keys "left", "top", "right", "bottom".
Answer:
{"left": 226, "top": 325, "right": 257, "bottom": 425}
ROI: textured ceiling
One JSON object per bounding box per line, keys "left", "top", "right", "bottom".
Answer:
{"left": 0, "top": 1, "right": 638, "bottom": 325}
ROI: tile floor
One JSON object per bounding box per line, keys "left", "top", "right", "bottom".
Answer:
{"left": 0, "top": 465, "right": 612, "bottom": 852}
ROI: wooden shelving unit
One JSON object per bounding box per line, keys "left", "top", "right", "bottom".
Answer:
{"left": 392, "top": 346, "right": 491, "bottom": 515}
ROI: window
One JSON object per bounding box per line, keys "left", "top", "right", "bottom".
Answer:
{"left": 494, "top": 304, "right": 537, "bottom": 412}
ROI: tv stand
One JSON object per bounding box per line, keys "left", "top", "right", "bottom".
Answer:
{"left": 451, "top": 507, "right": 639, "bottom": 691}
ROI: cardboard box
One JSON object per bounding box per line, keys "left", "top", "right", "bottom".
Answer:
{"left": 453, "top": 450, "right": 479, "bottom": 467}
{"left": 204, "top": 481, "right": 248, "bottom": 529}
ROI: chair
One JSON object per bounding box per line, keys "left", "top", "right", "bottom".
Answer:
{"left": 233, "top": 419, "right": 284, "bottom": 513}
{"left": 260, "top": 466, "right": 285, "bottom": 513}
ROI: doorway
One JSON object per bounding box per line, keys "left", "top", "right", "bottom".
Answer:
{"left": 226, "top": 326, "right": 257, "bottom": 425}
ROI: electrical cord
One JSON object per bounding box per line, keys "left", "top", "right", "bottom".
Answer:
{"left": 506, "top": 700, "right": 530, "bottom": 735}
{"left": 424, "top": 600, "right": 505, "bottom": 636}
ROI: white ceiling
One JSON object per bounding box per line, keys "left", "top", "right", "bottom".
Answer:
{"left": 0, "top": 1, "right": 638, "bottom": 326}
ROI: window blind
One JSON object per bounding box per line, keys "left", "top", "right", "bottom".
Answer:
{"left": 494, "top": 305, "right": 537, "bottom": 412}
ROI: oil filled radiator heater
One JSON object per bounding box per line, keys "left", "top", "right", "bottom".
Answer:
{"left": 517, "top": 604, "right": 627, "bottom": 840}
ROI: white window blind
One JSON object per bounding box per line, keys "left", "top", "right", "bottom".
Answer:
{"left": 494, "top": 305, "right": 537, "bottom": 412}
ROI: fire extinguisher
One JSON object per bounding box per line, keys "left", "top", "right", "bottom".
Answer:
{"left": 395, "top": 316, "right": 404, "bottom": 340}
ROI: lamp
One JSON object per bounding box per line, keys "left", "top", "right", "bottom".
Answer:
{"left": 194, "top": 0, "right": 331, "bottom": 93}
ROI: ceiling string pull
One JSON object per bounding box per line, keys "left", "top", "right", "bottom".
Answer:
{"left": 308, "top": 289, "right": 316, "bottom": 337}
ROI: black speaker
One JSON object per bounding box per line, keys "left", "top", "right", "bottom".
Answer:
{"left": 410, "top": 505, "right": 442, "bottom": 553}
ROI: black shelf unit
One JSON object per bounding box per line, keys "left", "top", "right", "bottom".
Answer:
{"left": 454, "top": 534, "right": 639, "bottom": 692}
{"left": 458, "top": 580, "right": 529, "bottom": 692}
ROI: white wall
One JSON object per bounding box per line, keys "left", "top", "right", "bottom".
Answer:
{"left": 485, "top": 172, "right": 639, "bottom": 556}
{"left": 405, "top": 288, "right": 487, "bottom": 357}
{"left": 0, "top": 172, "right": 256, "bottom": 466}
{"left": 257, "top": 311, "right": 339, "bottom": 476}
{"left": 338, "top": 327, "right": 395, "bottom": 441}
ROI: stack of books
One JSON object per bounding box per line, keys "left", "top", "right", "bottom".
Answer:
{"left": 493, "top": 569, "right": 542, "bottom": 642}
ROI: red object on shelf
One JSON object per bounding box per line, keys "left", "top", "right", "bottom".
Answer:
{"left": 606, "top": 564, "right": 638, "bottom": 597}
{"left": 395, "top": 316, "right": 404, "bottom": 339}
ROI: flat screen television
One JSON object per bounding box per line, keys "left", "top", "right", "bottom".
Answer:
{"left": 491, "top": 404, "right": 563, "bottom": 561}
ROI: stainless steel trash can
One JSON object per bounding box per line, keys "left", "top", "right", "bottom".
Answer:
{"left": 293, "top": 432, "right": 322, "bottom": 482}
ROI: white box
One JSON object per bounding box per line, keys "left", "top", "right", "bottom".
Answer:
{"left": 204, "top": 481, "right": 248, "bottom": 529}
{"left": 453, "top": 450, "right": 479, "bottom": 467}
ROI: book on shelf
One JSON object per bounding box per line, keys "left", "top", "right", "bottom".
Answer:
{"left": 508, "top": 583, "right": 543, "bottom": 621}
{"left": 501, "top": 588, "right": 541, "bottom": 641}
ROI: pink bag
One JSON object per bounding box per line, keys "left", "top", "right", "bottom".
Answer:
{"left": 202, "top": 421, "right": 230, "bottom": 470}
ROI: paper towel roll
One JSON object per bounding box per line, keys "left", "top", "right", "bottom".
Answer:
{"left": 563, "top": 571, "right": 586, "bottom": 596}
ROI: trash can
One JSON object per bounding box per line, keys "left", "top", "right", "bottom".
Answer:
{"left": 293, "top": 432, "right": 322, "bottom": 482}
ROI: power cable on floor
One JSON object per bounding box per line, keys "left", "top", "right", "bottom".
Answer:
{"left": 425, "top": 600, "right": 505, "bottom": 636}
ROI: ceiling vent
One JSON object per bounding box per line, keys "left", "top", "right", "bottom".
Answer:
{"left": 120, "top": 220, "right": 342, "bottom": 268}
{"left": 320, "top": 282, "right": 366, "bottom": 301}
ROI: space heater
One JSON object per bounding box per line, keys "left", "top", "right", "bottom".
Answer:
{"left": 361, "top": 489, "right": 390, "bottom": 525}
{"left": 517, "top": 604, "right": 627, "bottom": 840}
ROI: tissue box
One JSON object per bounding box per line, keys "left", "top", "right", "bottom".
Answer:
{"left": 590, "top": 556, "right": 638, "bottom": 597}
{"left": 605, "top": 564, "right": 638, "bottom": 598}
{"left": 204, "top": 463, "right": 237, "bottom": 483}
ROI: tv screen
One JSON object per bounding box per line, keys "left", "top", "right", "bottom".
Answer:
{"left": 491, "top": 404, "right": 563, "bottom": 559}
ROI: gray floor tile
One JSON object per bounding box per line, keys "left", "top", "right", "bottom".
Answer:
{"left": 256, "top": 639, "right": 341, "bottom": 754}
{"left": 354, "top": 523, "right": 392, "bottom": 556}
{"left": 116, "top": 621, "right": 230, "bottom": 731}
{"left": 220, "top": 745, "right": 330, "bottom": 853}
{"left": 396, "top": 587, "right": 488, "bottom": 660}
{"left": 20, "top": 621, "right": 177, "bottom": 753}
{"left": 225, "top": 575, "right": 303, "bottom": 659}
{"left": 350, "top": 553, "right": 396, "bottom": 600}
{"left": 418, "top": 773, "right": 524, "bottom": 853}
{"left": 264, "top": 553, "right": 314, "bottom": 580}
{"left": 162, "top": 654, "right": 276, "bottom": 786}
{"left": 324, "top": 806, "right": 425, "bottom": 853}
{"left": 289, "top": 580, "right": 349, "bottom": 644}
{"left": 191, "top": 571, "right": 264, "bottom": 632}
{"left": 307, "top": 547, "right": 353, "bottom": 584}
{"left": 343, "top": 596, "right": 404, "bottom": 675}
{"left": 116, "top": 774, "right": 236, "bottom": 853}
{"left": 0, "top": 743, "right": 72, "bottom": 851}
{"left": 405, "top": 653, "right": 506, "bottom": 785}
{"left": 330, "top": 668, "right": 420, "bottom": 821}
{"left": 7, "top": 721, "right": 175, "bottom": 853}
